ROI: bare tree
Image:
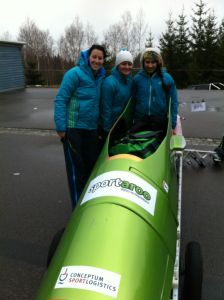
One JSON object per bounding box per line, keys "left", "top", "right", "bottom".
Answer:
{"left": 18, "top": 18, "right": 54, "bottom": 71}
{"left": 57, "top": 36, "right": 70, "bottom": 62}
{"left": 119, "top": 11, "right": 135, "bottom": 51}
{"left": 0, "top": 31, "right": 13, "bottom": 41}
{"left": 103, "top": 11, "right": 135, "bottom": 58}
{"left": 103, "top": 23, "right": 122, "bottom": 57}
{"left": 85, "top": 23, "right": 98, "bottom": 48}
{"left": 133, "top": 9, "right": 148, "bottom": 53}
{"left": 58, "top": 16, "right": 85, "bottom": 63}
{"left": 103, "top": 10, "right": 148, "bottom": 58}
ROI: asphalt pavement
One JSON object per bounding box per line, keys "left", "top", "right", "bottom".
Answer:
{"left": 0, "top": 88, "right": 224, "bottom": 300}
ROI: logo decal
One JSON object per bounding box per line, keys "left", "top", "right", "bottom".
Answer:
{"left": 81, "top": 171, "right": 157, "bottom": 216}
{"left": 55, "top": 266, "right": 121, "bottom": 298}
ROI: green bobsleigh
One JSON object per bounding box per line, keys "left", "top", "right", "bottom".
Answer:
{"left": 35, "top": 99, "right": 186, "bottom": 300}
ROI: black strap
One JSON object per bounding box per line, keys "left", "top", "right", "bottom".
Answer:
{"left": 129, "top": 130, "right": 163, "bottom": 139}
{"left": 130, "top": 138, "right": 162, "bottom": 158}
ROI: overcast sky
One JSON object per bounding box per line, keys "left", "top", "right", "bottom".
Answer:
{"left": 1, "top": 0, "right": 223, "bottom": 44}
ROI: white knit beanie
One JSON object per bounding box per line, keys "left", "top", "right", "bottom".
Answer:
{"left": 115, "top": 50, "right": 133, "bottom": 67}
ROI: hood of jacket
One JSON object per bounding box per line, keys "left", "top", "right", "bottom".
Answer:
{"left": 76, "top": 49, "right": 105, "bottom": 79}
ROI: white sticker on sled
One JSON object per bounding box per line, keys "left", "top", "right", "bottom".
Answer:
{"left": 55, "top": 265, "right": 121, "bottom": 298}
{"left": 81, "top": 171, "right": 157, "bottom": 216}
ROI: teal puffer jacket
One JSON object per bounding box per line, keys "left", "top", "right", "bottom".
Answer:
{"left": 54, "top": 50, "right": 105, "bottom": 132}
{"left": 132, "top": 70, "right": 178, "bottom": 129}
{"left": 101, "top": 67, "right": 132, "bottom": 132}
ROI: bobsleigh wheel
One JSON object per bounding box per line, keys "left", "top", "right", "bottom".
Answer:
{"left": 46, "top": 228, "right": 65, "bottom": 267}
{"left": 182, "top": 241, "right": 203, "bottom": 300}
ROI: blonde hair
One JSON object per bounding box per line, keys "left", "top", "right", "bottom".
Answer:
{"left": 141, "top": 47, "right": 163, "bottom": 67}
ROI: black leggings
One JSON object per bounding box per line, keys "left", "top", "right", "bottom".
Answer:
{"left": 62, "top": 128, "right": 98, "bottom": 208}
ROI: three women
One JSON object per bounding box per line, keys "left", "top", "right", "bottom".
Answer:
{"left": 55, "top": 45, "right": 178, "bottom": 208}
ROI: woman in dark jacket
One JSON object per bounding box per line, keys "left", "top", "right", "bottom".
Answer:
{"left": 132, "top": 48, "right": 178, "bottom": 131}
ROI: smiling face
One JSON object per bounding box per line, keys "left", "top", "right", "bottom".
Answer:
{"left": 117, "top": 61, "right": 133, "bottom": 76}
{"left": 143, "top": 59, "right": 158, "bottom": 74}
{"left": 88, "top": 49, "right": 104, "bottom": 73}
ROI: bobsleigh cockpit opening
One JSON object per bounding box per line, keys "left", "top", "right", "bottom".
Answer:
{"left": 108, "top": 107, "right": 168, "bottom": 159}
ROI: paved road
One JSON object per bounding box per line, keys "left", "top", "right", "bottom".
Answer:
{"left": 0, "top": 132, "right": 71, "bottom": 300}
{"left": 178, "top": 89, "right": 224, "bottom": 138}
{"left": 0, "top": 88, "right": 223, "bottom": 300}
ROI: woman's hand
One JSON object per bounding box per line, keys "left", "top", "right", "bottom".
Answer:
{"left": 57, "top": 131, "right": 66, "bottom": 138}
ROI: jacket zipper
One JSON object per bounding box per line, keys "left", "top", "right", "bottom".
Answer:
{"left": 148, "top": 77, "right": 151, "bottom": 115}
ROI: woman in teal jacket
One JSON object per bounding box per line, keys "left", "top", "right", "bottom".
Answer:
{"left": 101, "top": 49, "right": 133, "bottom": 133}
{"left": 132, "top": 48, "right": 178, "bottom": 130}
{"left": 54, "top": 44, "right": 106, "bottom": 208}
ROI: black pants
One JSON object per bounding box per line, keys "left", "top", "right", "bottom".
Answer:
{"left": 129, "top": 115, "right": 168, "bottom": 133}
{"left": 62, "top": 128, "right": 98, "bottom": 208}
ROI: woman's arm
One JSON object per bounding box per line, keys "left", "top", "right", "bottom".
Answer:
{"left": 100, "top": 78, "right": 116, "bottom": 132}
{"left": 170, "top": 83, "right": 178, "bottom": 129}
{"left": 54, "top": 69, "right": 78, "bottom": 133}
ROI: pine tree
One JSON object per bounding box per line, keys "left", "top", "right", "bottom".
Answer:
{"left": 190, "top": 0, "right": 208, "bottom": 83}
{"left": 203, "top": 10, "right": 219, "bottom": 82}
{"left": 175, "top": 8, "right": 191, "bottom": 87}
{"left": 159, "top": 13, "right": 177, "bottom": 78}
{"left": 145, "top": 29, "right": 154, "bottom": 48}
{"left": 25, "top": 61, "right": 44, "bottom": 85}
{"left": 216, "top": 19, "right": 224, "bottom": 82}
